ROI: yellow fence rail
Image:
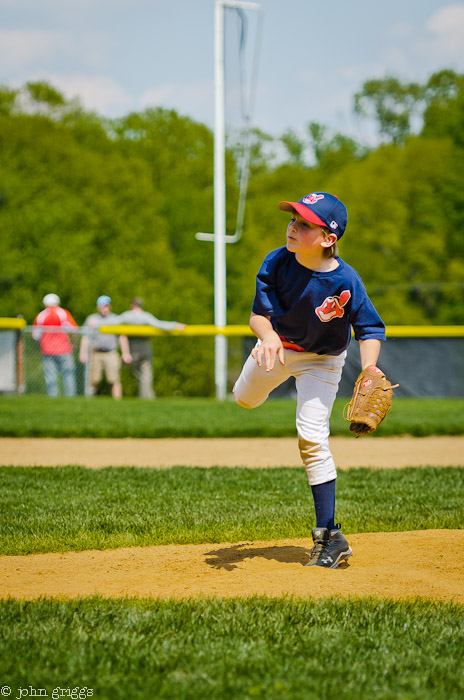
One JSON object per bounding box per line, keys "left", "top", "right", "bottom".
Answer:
{"left": 98, "top": 324, "right": 464, "bottom": 339}
{"left": 0, "top": 319, "right": 463, "bottom": 338}
{"left": 98, "top": 324, "right": 253, "bottom": 337}
{"left": 384, "top": 326, "right": 464, "bottom": 338}
{"left": 0, "top": 318, "right": 27, "bottom": 330}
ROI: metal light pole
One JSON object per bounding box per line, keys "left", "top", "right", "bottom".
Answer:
{"left": 197, "top": 0, "right": 261, "bottom": 400}
{"left": 213, "top": 0, "right": 228, "bottom": 401}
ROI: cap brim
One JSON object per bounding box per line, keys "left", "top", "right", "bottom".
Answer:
{"left": 278, "top": 201, "right": 326, "bottom": 227}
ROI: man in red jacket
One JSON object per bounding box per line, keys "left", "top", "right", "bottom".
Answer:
{"left": 32, "top": 293, "right": 78, "bottom": 397}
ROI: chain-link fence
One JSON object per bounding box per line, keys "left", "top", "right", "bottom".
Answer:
{"left": 0, "top": 324, "right": 216, "bottom": 398}
{"left": 0, "top": 326, "right": 122, "bottom": 397}
{"left": 20, "top": 327, "right": 92, "bottom": 396}
{"left": 241, "top": 335, "right": 464, "bottom": 398}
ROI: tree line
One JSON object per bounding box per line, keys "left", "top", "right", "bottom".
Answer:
{"left": 0, "top": 71, "right": 463, "bottom": 394}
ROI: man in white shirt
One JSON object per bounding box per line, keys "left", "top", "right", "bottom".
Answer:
{"left": 118, "top": 297, "right": 185, "bottom": 398}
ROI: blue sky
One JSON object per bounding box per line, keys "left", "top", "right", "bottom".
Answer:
{"left": 1, "top": 0, "right": 464, "bottom": 145}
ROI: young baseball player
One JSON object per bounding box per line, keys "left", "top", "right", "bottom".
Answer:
{"left": 233, "top": 192, "right": 386, "bottom": 568}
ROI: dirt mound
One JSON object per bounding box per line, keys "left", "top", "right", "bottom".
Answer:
{"left": 1, "top": 530, "right": 462, "bottom": 603}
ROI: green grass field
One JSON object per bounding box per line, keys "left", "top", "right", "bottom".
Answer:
{"left": 1, "top": 466, "right": 462, "bottom": 555}
{"left": 1, "top": 597, "right": 463, "bottom": 700}
{"left": 1, "top": 395, "right": 463, "bottom": 699}
{"left": 0, "top": 395, "right": 463, "bottom": 437}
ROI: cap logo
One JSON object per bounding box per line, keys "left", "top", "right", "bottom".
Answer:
{"left": 330, "top": 221, "right": 338, "bottom": 230}
{"left": 302, "top": 193, "right": 324, "bottom": 205}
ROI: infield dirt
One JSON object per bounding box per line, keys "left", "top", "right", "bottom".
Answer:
{"left": 1, "top": 435, "right": 463, "bottom": 468}
{"left": 1, "top": 436, "right": 463, "bottom": 602}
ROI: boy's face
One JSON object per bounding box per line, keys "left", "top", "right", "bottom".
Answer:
{"left": 286, "top": 212, "right": 326, "bottom": 255}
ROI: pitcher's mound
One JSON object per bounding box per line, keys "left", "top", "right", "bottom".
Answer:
{"left": 1, "top": 530, "right": 462, "bottom": 603}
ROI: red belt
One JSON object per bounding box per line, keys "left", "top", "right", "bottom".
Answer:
{"left": 280, "top": 337, "right": 306, "bottom": 352}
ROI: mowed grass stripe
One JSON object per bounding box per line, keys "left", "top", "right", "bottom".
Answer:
{"left": 1, "top": 466, "right": 462, "bottom": 555}
{"left": 0, "top": 395, "right": 463, "bottom": 437}
{"left": 0, "top": 597, "right": 463, "bottom": 700}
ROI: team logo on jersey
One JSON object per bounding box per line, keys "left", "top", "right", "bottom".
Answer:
{"left": 302, "top": 193, "right": 324, "bottom": 205}
{"left": 315, "top": 290, "right": 351, "bottom": 322}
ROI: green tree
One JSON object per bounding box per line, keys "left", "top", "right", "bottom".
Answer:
{"left": 308, "top": 121, "right": 366, "bottom": 172}
{"left": 25, "top": 80, "right": 66, "bottom": 108}
{"left": 354, "top": 76, "right": 424, "bottom": 144}
{"left": 0, "top": 92, "right": 219, "bottom": 394}
{"left": 422, "top": 69, "right": 464, "bottom": 148}
{"left": 280, "top": 128, "right": 305, "bottom": 166}
{"left": 0, "top": 86, "right": 18, "bottom": 115}
{"left": 326, "top": 137, "right": 464, "bottom": 324}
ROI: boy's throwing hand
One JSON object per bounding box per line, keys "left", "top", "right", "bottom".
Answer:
{"left": 251, "top": 331, "right": 285, "bottom": 372}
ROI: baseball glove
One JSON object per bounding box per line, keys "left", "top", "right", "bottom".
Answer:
{"left": 343, "top": 365, "right": 399, "bottom": 436}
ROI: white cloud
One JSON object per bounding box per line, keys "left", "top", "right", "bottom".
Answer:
{"left": 408, "top": 3, "right": 464, "bottom": 68}
{"left": 0, "top": 28, "right": 109, "bottom": 75}
{"left": 40, "top": 74, "right": 133, "bottom": 115}
{"left": 0, "top": 0, "right": 132, "bottom": 8}
{"left": 139, "top": 82, "right": 213, "bottom": 122}
{"left": 356, "top": 5, "right": 464, "bottom": 83}
{"left": 426, "top": 3, "right": 464, "bottom": 55}
{"left": 0, "top": 29, "right": 68, "bottom": 70}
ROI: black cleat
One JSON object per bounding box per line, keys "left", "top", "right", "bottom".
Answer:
{"left": 307, "top": 524, "right": 352, "bottom": 568}
{"left": 307, "top": 527, "right": 329, "bottom": 566}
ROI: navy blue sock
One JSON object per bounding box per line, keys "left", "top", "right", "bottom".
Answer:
{"left": 311, "top": 479, "right": 336, "bottom": 531}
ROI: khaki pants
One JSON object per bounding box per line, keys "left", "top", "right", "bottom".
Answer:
{"left": 90, "top": 350, "right": 121, "bottom": 386}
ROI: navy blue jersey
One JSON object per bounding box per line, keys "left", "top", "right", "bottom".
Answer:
{"left": 252, "top": 247, "right": 385, "bottom": 356}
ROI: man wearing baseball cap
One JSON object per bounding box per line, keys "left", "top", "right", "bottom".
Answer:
{"left": 32, "top": 293, "right": 78, "bottom": 397}
{"left": 79, "top": 296, "right": 131, "bottom": 399}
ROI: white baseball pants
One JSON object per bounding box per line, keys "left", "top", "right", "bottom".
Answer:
{"left": 233, "top": 348, "right": 346, "bottom": 486}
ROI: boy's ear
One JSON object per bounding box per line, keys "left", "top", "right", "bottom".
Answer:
{"left": 321, "top": 232, "right": 338, "bottom": 248}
